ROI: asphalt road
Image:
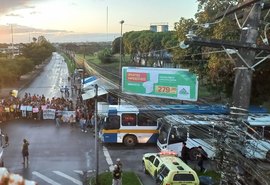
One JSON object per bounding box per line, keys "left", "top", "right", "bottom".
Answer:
{"left": 1, "top": 52, "right": 158, "bottom": 185}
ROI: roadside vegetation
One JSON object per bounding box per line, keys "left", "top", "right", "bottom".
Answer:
{"left": 61, "top": 52, "right": 76, "bottom": 74}
{"left": 0, "top": 36, "right": 55, "bottom": 89}
{"left": 89, "top": 171, "right": 141, "bottom": 185}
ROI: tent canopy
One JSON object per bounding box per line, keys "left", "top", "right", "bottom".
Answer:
{"left": 83, "top": 78, "right": 116, "bottom": 90}
{"left": 82, "top": 87, "right": 107, "bottom": 100}
{"left": 82, "top": 76, "right": 97, "bottom": 85}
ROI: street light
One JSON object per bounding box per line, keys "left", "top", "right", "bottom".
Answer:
{"left": 118, "top": 20, "right": 124, "bottom": 104}
{"left": 94, "top": 84, "right": 99, "bottom": 184}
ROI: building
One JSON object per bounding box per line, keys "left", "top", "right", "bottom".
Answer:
{"left": 149, "top": 23, "right": 169, "bottom": 32}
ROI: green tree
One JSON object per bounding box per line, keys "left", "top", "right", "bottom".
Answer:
{"left": 97, "top": 48, "right": 114, "bottom": 64}
{"left": 112, "top": 37, "right": 121, "bottom": 54}
{"left": 21, "top": 36, "right": 55, "bottom": 65}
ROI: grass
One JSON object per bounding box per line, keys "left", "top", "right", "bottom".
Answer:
{"left": 61, "top": 52, "right": 76, "bottom": 74}
{"left": 90, "top": 171, "right": 141, "bottom": 185}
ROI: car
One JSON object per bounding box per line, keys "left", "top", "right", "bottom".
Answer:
{"left": 142, "top": 151, "right": 200, "bottom": 185}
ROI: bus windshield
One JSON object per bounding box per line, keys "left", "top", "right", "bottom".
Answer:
{"left": 158, "top": 118, "right": 187, "bottom": 145}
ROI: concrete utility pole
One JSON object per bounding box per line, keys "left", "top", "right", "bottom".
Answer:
{"left": 232, "top": 3, "right": 261, "bottom": 115}
{"left": 224, "top": 3, "right": 262, "bottom": 185}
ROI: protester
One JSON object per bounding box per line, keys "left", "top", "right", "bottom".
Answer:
{"left": 22, "top": 139, "right": 30, "bottom": 165}
{"left": 112, "top": 164, "right": 122, "bottom": 185}
{"left": 116, "top": 158, "right": 123, "bottom": 170}
{"left": 55, "top": 115, "right": 62, "bottom": 127}
{"left": 79, "top": 115, "right": 87, "bottom": 132}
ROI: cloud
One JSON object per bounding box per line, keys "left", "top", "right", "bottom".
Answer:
{"left": 0, "top": 1, "right": 42, "bottom": 16}
{"left": 30, "top": 11, "right": 39, "bottom": 15}
{"left": 5, "top": 13, "right": 23, "bottom": 18}
{"left": 0, "top": 24, "right": 70, "bottom": 34}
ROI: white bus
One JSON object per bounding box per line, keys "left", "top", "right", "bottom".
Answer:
{"left": 99, "top": 104, "right": 159, "bottom": 146}
{"left": 157, "top": 114, "right": 270, "bottom": 161}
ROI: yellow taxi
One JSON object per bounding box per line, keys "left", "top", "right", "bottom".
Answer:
{"left": 142, "top": 151, "right": 200, "bottom": 185}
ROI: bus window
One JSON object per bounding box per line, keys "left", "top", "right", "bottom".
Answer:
{"left": 138, "top": 113, "right": 157, "bottom": 126}
{"left": 104, "top": 115, "right": 120, "bottom": 129}
{"left": 168, "top": 126, "right": 187, "bottom": 144}
{"left": 122, "top": 113, "right": 136, "bottom": 126}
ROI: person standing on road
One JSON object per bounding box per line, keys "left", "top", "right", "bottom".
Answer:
{"left": 196, "top": 146, "right": 208, "bottom": 173}
{"left": 181, "top": 142, "right": 189, "bottom": 164}
{"left": 116, "top": 158, "right": 123, "bottom": 185}
{"left": 80, "top": 115, "right": 87, "bottom": 132}
{"left": 22, "top": 139, "right": 29, "bottom": 165}
{"left": 116, "top": 158, "right": 123, "bottom": 171}
{"left": 55, "top": 115, "right": 62, "bottom": 127}
{"left": 112, "top": 164, "right": 122, "bottom": 185}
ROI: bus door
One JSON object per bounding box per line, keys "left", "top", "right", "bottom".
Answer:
{"left": 166, "top": 125, "right": 187, "bottom": 156}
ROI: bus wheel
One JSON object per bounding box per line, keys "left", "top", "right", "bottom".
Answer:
{"left": 189, "top": 147, "right": 199, "bottom": 161}
{"left": 123, "top": 135, "right": 137, "bottom": 147}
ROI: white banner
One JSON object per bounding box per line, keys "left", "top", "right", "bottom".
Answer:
{"left": 43, "top": 109, "right": 56, "bottom": 120}
{"left": 61, "top": 111, "right": 76, "bottom": 123}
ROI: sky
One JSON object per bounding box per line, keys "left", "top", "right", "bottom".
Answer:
{"left": 0, "top": 0, "right": 198, "bottom": 43}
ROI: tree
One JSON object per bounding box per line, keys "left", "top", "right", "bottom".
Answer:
{"left": 21, "top": 36, "right": 55, "bottom": 65}
{"left": 97, "top": 48, "right": 114, "bottom": 64}
{"left": 112, "top": 37, "right": 121, "bottom": 54}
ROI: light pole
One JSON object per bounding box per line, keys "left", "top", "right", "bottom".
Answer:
{"left": 94, "top": 84, "right": 99, "bottom": 184}
{"left": 118, "top": 20, "right": 124, "bottom": 104}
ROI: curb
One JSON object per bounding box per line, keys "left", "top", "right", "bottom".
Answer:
{"left": 135, "top": 173, "right": 144, "bottom": 185}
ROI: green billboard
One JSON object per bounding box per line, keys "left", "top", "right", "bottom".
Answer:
{"left": 122, "top": 67, "right": 198, "bottom": 101}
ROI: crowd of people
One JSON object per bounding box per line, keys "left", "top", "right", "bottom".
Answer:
{"left": 0, "top": 92, "right": 97, "bottom": 130}
{"left": 0, "top": 92, "right": 74, "bottom": 122}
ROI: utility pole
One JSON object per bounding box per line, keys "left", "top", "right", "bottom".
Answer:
{"left": 94, "top": 84, "right": 99, "bottom": 185}
{"left": 10, "top": 24, "right": 14, "bottom": 59}
{"left": 232, "top": 3, "right": 261, "bottom": 114}
{"left": 118, "top": 20, "right": 124, "bottom": 105}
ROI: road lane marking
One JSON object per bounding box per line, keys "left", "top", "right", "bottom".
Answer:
{"left": 32, "top": 171, "right": 61, "bottom": 185}
{"left": 73, "top": 170, "right": 93, "bottom": 175}
{"left": 103, "top": 146, "right": 114, "bottom": 171}
{"left": 53, "top": 171, "right": 82, "bottom": 185}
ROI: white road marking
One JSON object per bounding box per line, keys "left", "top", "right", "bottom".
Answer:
{"left": 53, "top": 171, "right": 82, "bottom": 185}
{"left": 32, "top": 171, "right": 61, "bottom": 185}
{"left": 73, "top": 170, "right": 94, "bottom": 175}
{"left": 103, "top": 146, "right": 114, "bottom": 171}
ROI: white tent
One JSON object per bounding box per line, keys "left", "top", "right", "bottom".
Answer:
{"left": 82, "top": 87, "right": 108, "bottom": 100}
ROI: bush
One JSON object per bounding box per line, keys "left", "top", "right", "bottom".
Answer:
{"left": 97, "top": 49, "right": 114, "bottom": 64}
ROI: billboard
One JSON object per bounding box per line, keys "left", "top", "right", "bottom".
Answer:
{"left": 122, "top": 67, "right": 198, "bottom": 101}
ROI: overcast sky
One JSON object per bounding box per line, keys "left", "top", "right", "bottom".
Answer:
{"left": 0, "top": 0, "right": 198, "bottom": 43}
